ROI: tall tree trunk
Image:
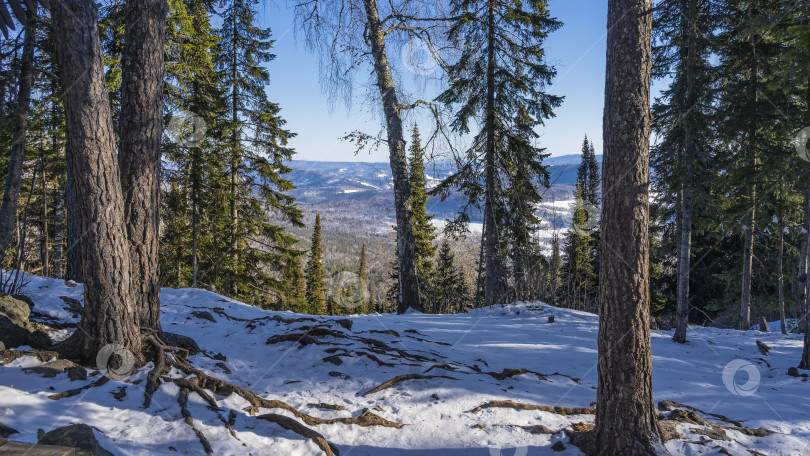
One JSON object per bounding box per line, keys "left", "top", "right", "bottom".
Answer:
{"left": 361, "top": 0, "right": 421, "bottom": 313}
{"left": 0, "top": 13, "right": 35, "bottom": 266}
{"left": 591, "top": 0, "right": 666, "bottom": 453}
{"left": 229, "top": 4, "right": 239, "bottom": 298}
{"left": 483, "top": 0, "right": 501, "bottom": 306}
{"left": 53, "top": 175, "right": 65, "bottom": 279}
{"left": 778, "top": 195, "right": 786, "bottom": 335}
{"left": 801, "top": 190, "right": 810, "bottom": 369}
{"left": 119, "top": 0, "right": 167, "bottom": 331}
{"left": 673, "top": 0, "right": 697, "bottom": 344}
{"left": 40, "top": 152, "right": 49, "bottom": 276}
{"left": 191, "top": 148, "right": 199, "bottom": 288}
{"left": 50, "top": 0, "right": 141, "bottom": 363}
{"left": 65, "top": 140, "right": 83, "bottom": 282}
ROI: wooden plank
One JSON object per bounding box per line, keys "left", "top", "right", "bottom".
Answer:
{"left": 0, "top": 441, "right": 75, "bottom": 455}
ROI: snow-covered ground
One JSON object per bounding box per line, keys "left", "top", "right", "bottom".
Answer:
{"left": 2, "top": 274, "right": 809, "bottom": 455}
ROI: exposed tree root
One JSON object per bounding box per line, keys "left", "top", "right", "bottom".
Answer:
{"left": 362, "top": 374, "right": 458, "bottom": 397}
{"left": 660, "top": 407, "right": 775, "bottom": 438}
{"left": 424, "top": 363, "right": 459, "bottom": 373}
{"left": 658, "top": 400, "right": 746, "bottom": 428}
{"left": 0, "top": 349, "right": 59, "bottom": 364}
{"left": 482, "top": 368, "right": 580, "bottom": 384}
{"left": 169, "top": 359, "right": 403, "bottom": 428}
{"left": 257, "top": 413, "right": 339, "bottom": 456}
{"left": 177, "top": 385, "right": 213, "bottom": 454}
{"left": 143, "top": 336, "right": 167, "bottom": 408}
{"left": 47, "top": 376, "right": 110, "bottom": 400}
{"left": 469, "top": 400, "right": 595, "bottom": 415}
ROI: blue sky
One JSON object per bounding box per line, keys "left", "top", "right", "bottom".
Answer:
{"left": 257, "top": 0, "right": 638, "bottom": 162}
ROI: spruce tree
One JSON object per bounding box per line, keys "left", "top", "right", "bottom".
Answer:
{"left": 437, "top": 0, "right": 562, "bottom": 305}
{"left": 306, "top": 213, "right": 327, "bottom": 315}
{"left": 357, "top": 243, "right": 369, "bottom": 313}
{"left": 562, "top": 186, "right": 596, "bottom": 310}
{"left": 216, "top": 0, "right": 303, "bottom": 304}
{"left": 408, "top": 126, "right": 437, "bottom": 307}
{"left": 433, "top": 239, "right": 470, "bottom": 313}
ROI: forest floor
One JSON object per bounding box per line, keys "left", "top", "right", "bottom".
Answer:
{"left": 1, "top": 274, "right": 808, "bottom": 455}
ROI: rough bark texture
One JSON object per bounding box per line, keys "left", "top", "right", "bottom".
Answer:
{"left": 591, "top": 0, "right": 666, "bottom": 454}
{"left": 65, "top": 140, "right": 83, "bottom": 283}
{"left": 50, "top": 0, "right": 141, "bottom": 362}
{"left": 361, "top": 0, "right": 421, "bottom": 313}
{"left": 0, "top": 14, "right": 35, "bottom": 266}
{"left": 801, "top": 175, "right": 810, "bottom": 369}
{"left": 53, "top": 175, "right": 65, "bottom": 279}
{"left": 673, "top": 0, "right": 697, "bottom": 344}
{"left": 119, "top": 0, "right": 167, "bottom": 330}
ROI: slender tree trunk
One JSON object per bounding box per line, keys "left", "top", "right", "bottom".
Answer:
{"left": 778, "top": 201, "right": 786, "bottom": 335}
{"left": 229, "top": 5, "right": 239, "bottom": 298}
{"left": 590, "top": 0, "right": 666, "bottom": 454}
{"left": 53, "top": 175, "right": 65, "bottom": 279}
{"left": 0, "top": 13, "right": 36, "bottom": 266}
{"left": 483, "top": 0, "right": 501, "bottom": 306}
{"left": 801, "top": 192, "right": 810, "bottom": 369}
{"left": 119, "top": 0, "right": 167, "bottom": 330}
{"left": 797, "top": 182, "right": 810, "bottom": 305}
{"left": 191, "top": 148, "right": 199, "bottom": 288}
{"left": 50, "top": 0, "right": 141, "bottom": 363}
{"left": 40, "top": 152, "right": 49, "bottom": 276}
{"left": 361, "top": 0, "right": 421, "bottom": 313}
{"left": 673, "top": 0, "right": 697, "bottom": 344}
{"left": 65, "top": 140, "right": 83, "bottom": 282}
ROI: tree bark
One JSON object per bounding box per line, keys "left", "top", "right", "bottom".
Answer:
{"left": 65, "top": 139, "right": 83, "bottom": 282}
{"left": 40, "top": 152, "right": 49, "bottom": 276}
{"left": 673, "top": 0, "right": 697, "bottom": 344}
{"left": 0, "top": 13, "right": 36, "bottom": 267}
{"left": 50, "top": 0, "right": 141, "bottom": 363}
{"left": 53, "top": 175, "right": 65, "bottom": 279}
{"left": 119, "top": 0, "right": 167, "bottom": 330}
{"left": 777, "top": 199, "right": 786, "bottom": 335}
{"left": 591, "top": 0, "right": 666, "bottom": 453}
{"left": 360, "top": 0, "right": 421, "bottom": 313}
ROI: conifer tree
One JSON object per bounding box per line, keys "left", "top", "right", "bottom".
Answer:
{"left": 437, "top": 0, "right": 562, "bottom": 305}
{"left": 357, "top": 243, "right": 369, "bottom": 313}
{"left": 216, "top": 0, "right": 303, "bottom": 304}
{"left": 433, "top": 239, "right": 470, "bottom": 313}
{"left": 408, "top": 126, "right": 437, "bottom": 307}
{"left": 562, "top": 186, "right": 596, "bottom": 310}
{"left": 306, "top": 213, "right": 327, "bottom": 315}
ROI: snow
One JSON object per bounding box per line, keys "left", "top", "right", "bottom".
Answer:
{"left": 2, "top": 274, "right": 809, "bottom": 455}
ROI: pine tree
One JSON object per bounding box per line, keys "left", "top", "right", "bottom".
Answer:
{"left": 561, "top": 186, "right": 596, "bottom": 310}
{"left": 357, "top": 243, "right": 369, "bottom": 313}
{"left": 437, "top": 0, "right": 562, "bottom": 305}
{"left": 407, "top": 126, "right": 437, "bottom": 308}
{"left": 216, "top": 0, "right": 303, "bottom": 304}
{"left": 306, "top": 213, "right": 327, "bottom": 315}
{"left": 433, "top": 239, "right": 470, "bottom": 314}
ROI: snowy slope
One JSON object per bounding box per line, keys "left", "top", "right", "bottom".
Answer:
{"left": 1, "top": 274, "right": 808, "bottom": 455}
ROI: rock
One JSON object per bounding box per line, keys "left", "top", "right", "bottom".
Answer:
{"left": 0, "top": 295, "right": 32, "bottom": 328}
{"left": 322, "top": 355, "right": 343, "bottom": 366}
{"left": 159, "top": 331, "right": 201, "bottom": 355}
{"left": 190, "top": 310, "right": 215, "bottom": 323}
{"left": 64, "top": 280, "right": 78, "bottom": 287}
{"left": 11, "top": 294, "right": 35, "bottom": 310}
{"left": 24, "top": 359, "right": 78, "bottom": 378}
{"left": 67, "top": 366, "right": 88, "bottom": 382}
{"left": 0, "top": 422, "right": 19, "bottom": 438}
{"left": 548, "top": 316, "right": 555, "bottom": 323}
{"left": 0, "top": 315, "right": 33, "bottom": 348}
{"left": 551, "top": 441, "right": 566, "bottom": 452}
{"left": 788, "top": 367, "right": 800, "bottom": 377}
{"left": 335, "top": 319, "right": 353, "bottom": 331}
{"left": 29, "top": 330, "right": 52, "bottom": 349}
{"left": 328, "top": 371, "right": 350, "bottom": 380}
{"left": 58, "top": 296, "right": 83, "bottom": 317}
{"left": 38, "top": 424, "right": 114, "bottom": 456}
{"left": 215, "top": 362, "right": 231, "bottom": 375}
{"left": 0, "top": 341, "right": 5, "bottom": 351}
